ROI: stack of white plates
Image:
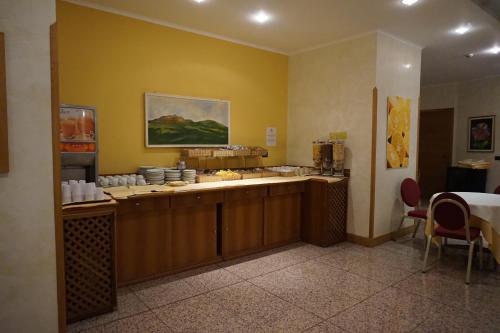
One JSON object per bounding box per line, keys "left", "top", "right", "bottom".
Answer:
{"left": 145, "top": 168, "right": 165, "bottom": 185}
{"left": 182, "top": 169, "right": 196, "bottom": 184}
{"left": 165, "top": 169, "right": 182, "bottom": 183}
{"left": 138, "top": 166, "right": 155, "bottom": 176}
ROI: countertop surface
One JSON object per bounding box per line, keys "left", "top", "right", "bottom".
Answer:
{"left": 105, "top": 176, "right": 345, "bottom": 199}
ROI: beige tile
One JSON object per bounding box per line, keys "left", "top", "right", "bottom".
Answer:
{"left": 329, "top": 271, "right": 387, "bottom": 300}
{"left": 414, "top": 303, "right": 500, "bottom": 333}
{"left": 330, "top": 302, "right": 417, "bottom": 333}
{"left": 207, "top": 281, "right": 322, "bottom": 332}
{"left": 175, "top": 264, "right": 243, "bottom": 292}
{"left": 343, "top": 259, "right": 413, "bottom": 285}
{"left": 153, "top": 294, "right": 264, "bottom": 333}
{"left": 361, "top": 287, "right": 435, "bottom": 325}
{"left": 68, "top": 288, "right": 149, "bottom": 332}
{"left": 304, "top": 321, "right": 349, "bottom": 333}
{"left": 81, "top": 311, "right": 170, "bottom": 333}
{"left": 131, "top": 276, "right": 205, "bottom": 309}
{"left": 251, "top": 270, "right": 358, "bottom": 319}
{"left": 285, "top": 242, "right": 350, "bottom": 259}
{"left": 220, "top": 256, "right": 280, "bottom": 279}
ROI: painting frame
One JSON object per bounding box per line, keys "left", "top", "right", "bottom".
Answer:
{"left": 145, "top": 92, "right": 230, "bottom": 148}
{"left": 467, "top": 115, "right": 495, "bottom": 152}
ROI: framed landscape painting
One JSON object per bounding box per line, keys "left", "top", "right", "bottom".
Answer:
{"left": 145, "top": 93, "right": 230, "bottom": 147}
{"left": 468, "top": 115, "right": 495, "bottom": 152}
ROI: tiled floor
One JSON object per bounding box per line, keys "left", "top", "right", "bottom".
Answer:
{"left": 69, "top": 234, "right": 500, "bottom": 333}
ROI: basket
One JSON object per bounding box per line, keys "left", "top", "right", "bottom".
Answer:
{"left": 196, "top": 175, "right": 223, "bottom": 183}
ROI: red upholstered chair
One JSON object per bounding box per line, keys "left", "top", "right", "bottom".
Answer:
{"left": 422, "top": 192, "right": 483, "bottom": 284}
{"left": 398, "top": 178, "right": 427, "bottom": 238}
{"left": 494, "top": 186, "right": 500, "bottom": 194}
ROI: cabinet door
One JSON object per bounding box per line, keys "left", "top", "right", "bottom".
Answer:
{"left": 264, "top": 193, "right": 301, "bottom": 246}
{"left": 170, "top": 205, "right": 217, "bottom": 270}
{"left": 223, "top": 198, "right": 264, "bottom": 257}
{"left": 117, "top": 210, "right": 167, "bottom": 285}
{"left": 301, "top": 180, "right": 327, "bottom": 246}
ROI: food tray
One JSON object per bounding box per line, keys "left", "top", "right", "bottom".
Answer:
{"left": 196, "top": 175, "right": 224, "bottom": 183}
{"left": 241, "top": 172, "right": 263, "bottom": 179}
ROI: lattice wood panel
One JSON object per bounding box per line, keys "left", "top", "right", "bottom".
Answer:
{"left": 325, "top": 179, "right": 348, "bottom": 245}
{"left": 64, "top": 211, "right": 116, "bottom": 323}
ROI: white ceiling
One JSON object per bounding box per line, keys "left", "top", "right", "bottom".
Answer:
{"left": 65, "top": 0, "right": 500, "bottom": 85}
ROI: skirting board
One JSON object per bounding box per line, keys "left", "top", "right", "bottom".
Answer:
{"left": 347, "top": 225, "right": 415, "bottom": 247}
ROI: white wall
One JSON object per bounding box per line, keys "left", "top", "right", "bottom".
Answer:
{"left": 288, "top": 33, "right": 377, "bottom": 238}
{"left": 420, "top": 76, "right": 500, "bottom": 192}
{"left": 372, "top": 33, "right": 422, "bottom": 237}
{"left": 0, "top": 1, "right": 58, "bottom": 332}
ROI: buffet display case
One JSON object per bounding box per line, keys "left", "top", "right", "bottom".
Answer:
{"left": 60, "top": 104, "right": 98, "bottom": 182}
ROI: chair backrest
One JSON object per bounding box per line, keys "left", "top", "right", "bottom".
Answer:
{"left": 495, "top": 185, "right": 500, "bottom": 195}
{"left": 401, "top": 178, "right": 421, "bottom": 208}
{"left": 431, "top": 192, "right": 471, "bottom": 237}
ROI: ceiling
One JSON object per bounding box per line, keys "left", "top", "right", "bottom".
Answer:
{"left": 65, "top": 0, "right": 500, "bottom": 86}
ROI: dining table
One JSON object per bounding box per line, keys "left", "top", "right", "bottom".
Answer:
{"left": 425, "top": 192, "right": 500, "bottom": 264}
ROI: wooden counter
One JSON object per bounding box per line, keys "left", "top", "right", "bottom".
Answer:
{"left": 110, "top": 176, "right": 347, "bottom": 286}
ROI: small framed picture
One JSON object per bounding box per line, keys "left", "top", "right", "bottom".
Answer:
{"left": 468, "top": 115, "right": 495, "bottom": 152}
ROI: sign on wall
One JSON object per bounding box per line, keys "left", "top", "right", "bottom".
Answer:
{"left": 387, "top": 96, "right": 411, "bottom": 169}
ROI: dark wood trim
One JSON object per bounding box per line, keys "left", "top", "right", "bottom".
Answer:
{"left": 369, "top": 87, "right": 378, "bottom": 239}
{"left": 0, "top": 32, "right": 9, "bottom": 173}
{"left": 50, "top": 23, "right": 66, "bottom": 333}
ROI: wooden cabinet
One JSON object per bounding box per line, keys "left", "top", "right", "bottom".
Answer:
{"left": 222, "top": 186, "right": 266, "bottom": 258}
{"left": 116, "top": 197, "right": 168, "bottom": 285}
{"left": 264, "top": 182, "right": 304, "bottom": 247}
{"left": 169, "top": 191, "right": 221, "bottom": 270}
{"left": 169, "top": 205, "right": 217, "bottom": 269}
{"left": 302, "top": 178, "right": 348, "bottom": 247}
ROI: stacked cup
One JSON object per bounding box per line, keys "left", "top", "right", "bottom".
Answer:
{"left": 84, "top": 182, "right": 97, "bottom": 201}
{"left": 62, "top": 183, "right": 71, "bottom": 204}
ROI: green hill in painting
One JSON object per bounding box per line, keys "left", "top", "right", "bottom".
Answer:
{"left": 148, "top": 115, "right": 228, "bottom": 145}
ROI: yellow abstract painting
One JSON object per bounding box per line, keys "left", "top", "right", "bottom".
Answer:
{"left": 387, "top": 96, "right": 411, "bottom": 169}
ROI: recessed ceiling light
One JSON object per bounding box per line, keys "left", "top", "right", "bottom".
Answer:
{"left": 251, "top": 10, "right": 272, "bottom": 24}
{"left": 454, "top": 24, "right": 471, "bottom": 35}
{"left": 401, "top": 0, "right": 419, "bottom": 6}
{"left": 487, "top": 45, "right": 500, "bottom": 54}
{"left": 193, "top": 0, "right": 206, "bottom": 3}
{"left": 403, "top": 64, "right": 412, "bottom": 69}
{"left": 465, "top": 53, "right": 475, "bottom": 58}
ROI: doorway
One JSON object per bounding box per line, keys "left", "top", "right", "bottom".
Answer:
{"left": 418, "top": 108, "right": 454, "bottom": 199}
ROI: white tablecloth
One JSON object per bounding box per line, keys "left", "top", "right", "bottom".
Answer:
{"left": 427, "top": 192, "right": 500, "bottom": 263}
{"left": 430, "top": 192, "right": 500, "bottom": 232}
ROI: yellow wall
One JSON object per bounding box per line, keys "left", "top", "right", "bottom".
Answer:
{"left": 57, "top": 2, "right": 288, "bottom": 174}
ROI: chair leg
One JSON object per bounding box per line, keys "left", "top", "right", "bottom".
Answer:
{"left": 466, "top": 241, "right": 475, "bottom": 284}
{"left": 412, "top": 219, "right": 421, "bottom": 238}
{"left": 422, "top": 235, "right": 432, "bottom": 273}
{"left": 438, "top": 237, "right": 442, "bottom": 259}
{"left": 479, "top": 238, "right": 484, "bottom": 270}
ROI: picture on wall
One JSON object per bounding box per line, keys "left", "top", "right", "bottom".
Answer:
{"left": 387, "top": 96, "right": 411, "bottom": 169}
{"left": 468, "top": 115, "right": 495, "bottom": 152}
{"left": 145, "top": 93, "right": 230, "bottom": 147}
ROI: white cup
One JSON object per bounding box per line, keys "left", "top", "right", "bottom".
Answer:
{"left": 62, "top": 184, "right": 72, "bottom": 204}
{"left": 127, "top": 177, "right": 136, "bottom": 186}
{"left": 72, "top": 186, "right": 83, "bottom": 202}
{"left": 118, "top": 177, "right": 127, "bottom": 186}
{"left": 95, "top": 187, "right": 105, "bottom": 200}
{"left": 137, "top": 179, "right": 147, "bottom": 186}
{"left": 100, "top": 178, "right": 109, "bottom": 187}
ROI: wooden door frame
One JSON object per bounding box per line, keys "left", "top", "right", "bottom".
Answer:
{"left": 417, "top": 107, "right": 454, "bottom": 186}
{"left": 50, "top": 22, "right": 66, "bottom": 332}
